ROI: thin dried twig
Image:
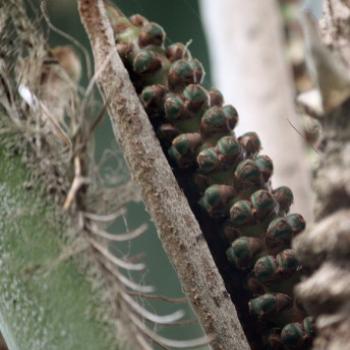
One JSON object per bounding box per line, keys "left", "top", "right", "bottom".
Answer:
{"left": 78, "top": 1, "right": 250, "bottom": 349}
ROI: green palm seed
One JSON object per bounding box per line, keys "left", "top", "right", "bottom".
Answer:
{"left": 189, "top": 58, "right": 205, "bottom": 84}
{"left": 273, "top": 186, "right": 294, "bottom": 213}
{"left": 168, "top": 60, "right": 193, "bottom": 89}
{"left": 164, "top": 94, "right": 186, "bottom": 121}
{"left": 138, "top": 22, "right": 166, "bottom": 47}
{"left": 235, "top": 159, "right": 262, "bottom": 188}
{"left": 197, "top": 148, "right": 219, "bottom": 173}
{"left": 254, "top": 255, "right": 278, "bottom": 283}
{"left": 276, "top": 249, "right": 300, "bottom": 276}
{"left": 255, "top": 154, "right": 274, "bottom": 182}
{"left": 281, "top": 322, "right": 304, "bottom": 349}
{"left": 226, "top": 237, "right": 262, "bottom": 270}
{"left": 251, "top": 190, "right": 276, "bottom": 220}
{"left": 166, "top": 42, "right": 190, "bottom": 62}
{"left": 200, "top": 184, "right": 235, "bottom": 217}
{"left": 249, "top": 294, "right": 278, "bottom": 318}
{"left": 229, "top": 200, "right": 254, "bottom": 226}
{"left": 216, "top": 136, "right": 241, "bottom": 166}
{"left": 183, "top": 84, "right": 209, "bottom": 112}
{"left": 239, "top": 132, "right": 261, "bottom": 155}
{"left": 133, "top": 50, "right": 161, "bottom": 74}
{"left": 286, "top": 213, "right": 306, "bottom": 234}
{"left": 223, "top": 105, "right": 239, "bottom": 129}
{"left": 168, "top": 133, "right": 201, "bottom": 168}
{"left": 168, "top": 59, "right": 203, "bottom": 90}
{"left": 201, "top": 106, "right": 229, "bottom": 136}
{"left": 172, "top": 135, "right": 191, "bottom": 154}
{"left": 209, "top": 89, "right": 224, "bottom": 107}
{"left": 249, "top": 293, "right": 291, "bottom": 318}
{"left": 129, "top": 14, "right": 148, "bottom": 27}
{"left": 140, "top": 84, "right": 167, "bottom": 117}
{"left": 266, "top": 217, "right": 293, "bottom": 252}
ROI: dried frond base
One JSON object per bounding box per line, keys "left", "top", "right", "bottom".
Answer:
{"left": 294, "top": 71, "right": 350, "bottom": 349}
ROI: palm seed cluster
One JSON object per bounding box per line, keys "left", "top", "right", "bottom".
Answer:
{"left": 106, "top": 4, "right": 315, "bottom": 349}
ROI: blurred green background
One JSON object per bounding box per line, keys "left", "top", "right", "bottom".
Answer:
{"left": 32, "top": 0, "right": 323, "bottom": 347}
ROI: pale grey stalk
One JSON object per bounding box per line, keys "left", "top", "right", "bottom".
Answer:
{"left": 78, "top": 1, "right": 251, "bottom": 349}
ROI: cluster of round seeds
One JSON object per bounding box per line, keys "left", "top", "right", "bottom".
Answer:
{"left": 108, "top": 6, "right": 315, "bottom": 349}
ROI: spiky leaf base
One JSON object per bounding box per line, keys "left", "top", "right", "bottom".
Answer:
{"left": 106, "top": 4, "right": 315, "bottom": 349}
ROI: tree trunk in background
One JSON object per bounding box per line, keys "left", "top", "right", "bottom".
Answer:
{"left": 294, "top": 1, "right": 350, "bottom": 349}
{"left": 200, "top": 0, "right": 313, "bottom": 221}
{"left": 78, "top": 1, "right": 251, "bottom": 348}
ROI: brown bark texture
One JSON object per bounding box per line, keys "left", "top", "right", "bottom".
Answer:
{"left": 294, "top": 1, "right": 350, "bottom": 349}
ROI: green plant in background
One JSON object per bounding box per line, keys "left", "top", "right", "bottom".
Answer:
{"left": 0, "top": 144, "right": 119, "bottom": 350}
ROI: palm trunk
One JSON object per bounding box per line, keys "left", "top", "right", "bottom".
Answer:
{"left": 294, "top": 1, "right": 350, "bottom": 349}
